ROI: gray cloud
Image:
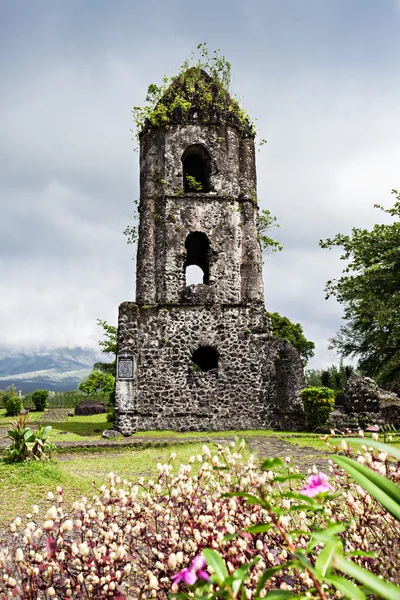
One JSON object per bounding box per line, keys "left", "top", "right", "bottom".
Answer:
{"left": 1, "top": 0, "right": 399, "bottom": 369}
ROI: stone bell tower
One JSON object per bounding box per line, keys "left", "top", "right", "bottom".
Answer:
{"left": 114, "top": 69, "right": 305, "bottom": 434}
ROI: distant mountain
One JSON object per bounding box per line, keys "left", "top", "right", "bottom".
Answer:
{"left": 0, "top": 347, "right": 103, "bottom": 393}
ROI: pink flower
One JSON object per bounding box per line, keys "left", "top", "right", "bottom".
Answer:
{"left": 171, "top": 555, "right": 209, "bottom": 586}
{"left": 300, "top": 472, "right": 333, "bottom": 497}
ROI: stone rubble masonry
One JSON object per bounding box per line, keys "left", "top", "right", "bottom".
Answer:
{"left": 115, "top": 72, "right": 306, "bottom": 434}
{"left": 115, "top": 302, "right": 305, "bottom": 435}
{"left": 330, "top": 375, "right": 400, "bottom": 429}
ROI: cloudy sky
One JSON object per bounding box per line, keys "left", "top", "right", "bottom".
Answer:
{"left": 1, "top": 0, "right": 399, "bottom": 368}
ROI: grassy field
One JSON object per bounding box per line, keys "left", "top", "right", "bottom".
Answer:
{"left": 1, "top": 410, "right": 399, "bottom": 527}
{"left": 2, "top": 409, "right": 399, "bottom": 448}
{"left": 0, "top": 442, "right": 220, "bottom": 526}
{"left": 0, "top": 410, "right": 44, "bottom": 426}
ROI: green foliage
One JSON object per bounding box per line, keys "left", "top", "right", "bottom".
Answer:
{"left": 78, "top": 370, "right": 115, "bottom": 397}
{"left": 4, "top": 394, "right": 22, "bottom": 417}
{"left": 301, "top": 386, "right": 335, "bottom": 431}
{"left": 267, "top": 311, "right": 315, "bottom": 365}
{"left": 1, "top": 385, "right": 20, "bottom": 413}
{"left": 94, "top": 318, "right": 117, "bottom": 376}
{"left": 96, "top": 319, "right": 117, "bottom": 355}
{"left": 47, "top": 390, "right": 84, "bottom": 408}
{"left": 320, "top": 191, "right": 400, "bottom": 386}
{"left": 306, "top": 363, "right": 356, "bottom": 391}
{"left": 185, "top": 175, "right": 203, "bottom": 191}
{"left": 4, "top": 415, "right": 55, "bottom": 463}
{"left": 258, "top": 209, "right": 284, "bottom": 255}
{"left": 131, "top": 43, "right": 256, "bottom": 141}
{"left": 31, "top": 389, "right": 49, "bottom": 411}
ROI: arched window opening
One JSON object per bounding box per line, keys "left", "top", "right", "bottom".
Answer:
{"left": 185, "top": 265, "right": 204, "bottom": 286}
{"left": 192, "top": 346, "right": 218, "bottom": 372}
{"left": 182, "top": 145, "right": 211, "bottom": 193}
{"left": 185, "top": 232, "right": 210, "bottom": 285}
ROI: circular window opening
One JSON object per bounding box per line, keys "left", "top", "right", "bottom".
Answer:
{"left": 192, "top": 346, "right": 218, "bottom": 372}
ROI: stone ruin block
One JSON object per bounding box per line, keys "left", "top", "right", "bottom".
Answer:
{"left": 114, "top": 68, "right": 306, "bottom": 434}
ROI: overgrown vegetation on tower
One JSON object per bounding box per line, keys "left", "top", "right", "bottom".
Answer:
{"left": 132, "top": 44, "right": 262, "bottom": 141}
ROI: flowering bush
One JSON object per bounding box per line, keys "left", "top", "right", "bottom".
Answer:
{"left": 0, "top": 437, "right": 399, "bottom": 599}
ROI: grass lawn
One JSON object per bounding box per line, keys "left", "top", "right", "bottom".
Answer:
{"left": 0, "top": 442, "right": 227, "bottom": 526}
{"left": 0, "top": 421, "right": 399, "bottom": 527}
{"left": 0, "top": 409, "right": 44, "bottom": 426}
{"left": 44, "top": 413, "right": 111, "bottom": 441}
{"left": 2, "top": 409, "right": 399, "bottom": 449}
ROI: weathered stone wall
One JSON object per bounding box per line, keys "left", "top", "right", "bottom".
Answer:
{"left": 136, "top": 123, "right": 263, "bottom": 306}
{"left": 115, "top": 302, "right": 305, "bottom": 435}
{"left": 330, "top": 375, "right": 400, "bottom": 430}
{"left": 115, "top": 84, "right": 306, "bottom": 434}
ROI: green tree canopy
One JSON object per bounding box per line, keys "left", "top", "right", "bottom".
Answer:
{"left": 94, "top": 319, "right": 117, "bottom": 376}
{"left": 320, "top": 190, "right": 400, "bottom": 386}
{"left": 305, "top": 363, "right": 356, "bottom": 391}
{"left": 267, "top": 311, "right": 315, "bottom": 365}
{"left": 78, "top": 370, "right": 115, "bottom": 396}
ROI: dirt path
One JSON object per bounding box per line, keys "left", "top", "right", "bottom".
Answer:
{"left": 247, "top": 436, "right": 330, "bottom": 472}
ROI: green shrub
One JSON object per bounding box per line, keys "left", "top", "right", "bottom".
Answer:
{"left": 106, "top": 391, "right": 115, "bottom": 423}
{"left": 301, "top": 386, "right": 335, "bottom": 431}
{"left": 31, "top": 389, "right": 49, "bottom": 411}
{"left": 4, "top": 414, "right": 55, "bottom": 463}
{"left": 4, "top": 394, "right": 22, "bottom": 416}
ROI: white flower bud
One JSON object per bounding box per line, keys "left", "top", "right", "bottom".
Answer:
{"left": 15, "top": 548, "right": 24, "bottom": 562}
{"left": 46, "top": 506, "right": 57, "bottom": 520}
{"left": 78, "top": 542, "right": 90, "bottom": 557}
{"left": 61, "top": 519, "right": 73, "bottom": 532}
{"left": 168, "top": 553, "right": 177, "bottom": 569}
{"left": 149, "top": 574, "right": 158, "bottom": 589}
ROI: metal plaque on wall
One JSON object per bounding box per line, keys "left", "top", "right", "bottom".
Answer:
{"left": 117, "top": 355, "right": 135, "bottom": 380}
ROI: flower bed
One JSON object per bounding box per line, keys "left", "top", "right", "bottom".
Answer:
{"left": 0, "top": 438, "right": 399, "bottom": 598}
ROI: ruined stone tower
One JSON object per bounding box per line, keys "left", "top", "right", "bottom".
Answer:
{"left": 115, "top": 69, "right": 305, "bottom": 434}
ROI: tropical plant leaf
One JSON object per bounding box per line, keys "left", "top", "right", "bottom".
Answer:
{"left": 260, "top": 457, "right": 284, "bottom": 470}
{"left": 342, "top": 437, "right": 400, "bottom": 460}
{"left": 334, "top": 554, "right": 400, "bottom": 600}
{"left": 332, "top": 454, "right": 400, "bottom": 520}
{"left": 324, "top": 574, "right": 366, "bottom": 600}
{"left": 255, "top": 564, "right": 293, "bottom": 597}
{"left": 203, "top": 549, "right": 228, "bottom": 583}
{"left": 315, "top": 542, "right": 341, "bottom": 577}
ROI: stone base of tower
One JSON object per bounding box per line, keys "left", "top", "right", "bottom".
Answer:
{"left": 114, "top": 301, "right": 306, "bottom": 435}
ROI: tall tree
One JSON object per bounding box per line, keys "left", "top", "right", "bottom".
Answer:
{"left": 78, "top": 370, "right": 115, "bottom": 396}
{"left": 320, "top": 190, "right": 400, "bottom": 385}
{"left": 94, "top": 319, "right": 117, "bottom": 376}
{"left": 267, "top": 311, "right": 315, "bottom": 365}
